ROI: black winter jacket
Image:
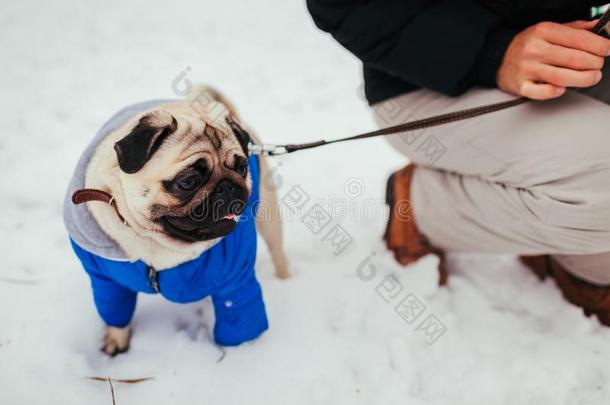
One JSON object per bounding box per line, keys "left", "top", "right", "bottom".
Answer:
{"left": 307, "top": 0, "right": 607, "bottom": 104}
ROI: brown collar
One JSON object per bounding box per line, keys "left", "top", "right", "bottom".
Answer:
{"left": 72, "top": 188, "right": 127, "bottom": 225}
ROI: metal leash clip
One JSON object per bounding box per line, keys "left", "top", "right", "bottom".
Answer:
{"left": 248, "top": 142, "right": 288, "bottom": 156}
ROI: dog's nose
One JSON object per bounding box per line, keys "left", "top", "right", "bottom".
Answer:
{"left": 214, "top": 180, "right": 235, "bottom": 198}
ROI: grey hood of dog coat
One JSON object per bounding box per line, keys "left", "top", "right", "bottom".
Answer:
{"left": 63, "top": 100, "right": 171, "bottom": 261}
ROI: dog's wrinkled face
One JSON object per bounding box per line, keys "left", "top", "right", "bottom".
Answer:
{"left": 113, "top": 104, "right": 252, "bottom": 244}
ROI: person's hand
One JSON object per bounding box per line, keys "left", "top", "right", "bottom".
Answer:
{"left": 497, "top": 20, "right": 610, "bottom": 100}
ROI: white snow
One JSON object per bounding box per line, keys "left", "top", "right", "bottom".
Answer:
{"left": 1, "top": 1, "right": 610, "bottom": 404}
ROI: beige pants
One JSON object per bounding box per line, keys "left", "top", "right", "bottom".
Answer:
{"left": 373, "top": 80, "right": 610, "bottom": 285}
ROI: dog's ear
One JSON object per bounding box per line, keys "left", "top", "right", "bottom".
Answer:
{"left": 226, "top": 117, "right": 250, "bottom": 155}
{"left": 114, "top": 111, "right": 178, "bottom": 174}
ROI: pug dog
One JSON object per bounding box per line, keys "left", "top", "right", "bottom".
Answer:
{"left": 63, "top": 86, "right": 289, "bottom": 355}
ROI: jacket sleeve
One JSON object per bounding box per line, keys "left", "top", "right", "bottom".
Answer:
{"left": 87, "top": 268, "right": 138, "bottom": 328}
{"left": 70, "top": 239, "right": 137, "bottom": 328}
{"left": 212, "top": 273, "right": 268, "bottom": 346}
{"left": 306, "top": 0, "right": 518, "bottom": 95}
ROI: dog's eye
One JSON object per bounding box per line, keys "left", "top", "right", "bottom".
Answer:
{"left": 234, "top": 157, "right": 248, "bottom": 178}
{"left": 177, "top": 174, "right": 200, "bottom": 192}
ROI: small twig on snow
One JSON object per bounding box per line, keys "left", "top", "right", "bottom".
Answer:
{"left": 216, "top": 346, "right": 227, "bottom": 363}
{"left": 86, "top": 376, "right": 154, "bottom": 384}
{"left": 107, "top": 376, "right": 116, "bottom": 405}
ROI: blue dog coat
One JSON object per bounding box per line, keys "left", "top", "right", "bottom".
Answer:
{"left": 63, "top": 101, "right": 267, "bottom": 346}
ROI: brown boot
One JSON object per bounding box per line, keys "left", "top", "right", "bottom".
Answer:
{"left": 384, "top": 164, "right": 448, "bottom": 286}
{"left": 520, "top": 255, "right": 610, "bottom": 326}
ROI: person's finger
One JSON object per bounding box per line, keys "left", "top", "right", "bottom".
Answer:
{"left": 536, "top": 64, "right": 602, "bottom": 88}
{"left": 565, "top": 20, "right": 598, "bottom": 30}
{"left": 537, "top": 22, "right": 610, "bottom": 56}
{"left": 519, "top": 80, "right": 566, "bottom": 100}
{"left": 542, "top": 43, "right": 605, "bottom": 71}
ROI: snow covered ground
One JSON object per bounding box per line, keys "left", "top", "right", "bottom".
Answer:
{"left": 1, "top": 1, "right": 610, "bottom": 404}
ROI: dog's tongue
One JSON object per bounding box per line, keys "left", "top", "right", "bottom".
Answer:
{"left": 222, "top": 213, "right": 238, "bottom": 221}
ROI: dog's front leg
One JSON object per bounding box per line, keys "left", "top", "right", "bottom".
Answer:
{"left": 102, "top": 325, "right": 131, "bottom": 356}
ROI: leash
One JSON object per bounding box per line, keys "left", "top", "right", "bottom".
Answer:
{"left": 249, "top": 12, "right": 610, "bottom": 157}
{"left": 248, "top": 97, "right": 529, "bottom": 156}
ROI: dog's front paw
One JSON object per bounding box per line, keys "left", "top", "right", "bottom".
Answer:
{"left": 101, "top": 326, "right": 131, "bottom": 356}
